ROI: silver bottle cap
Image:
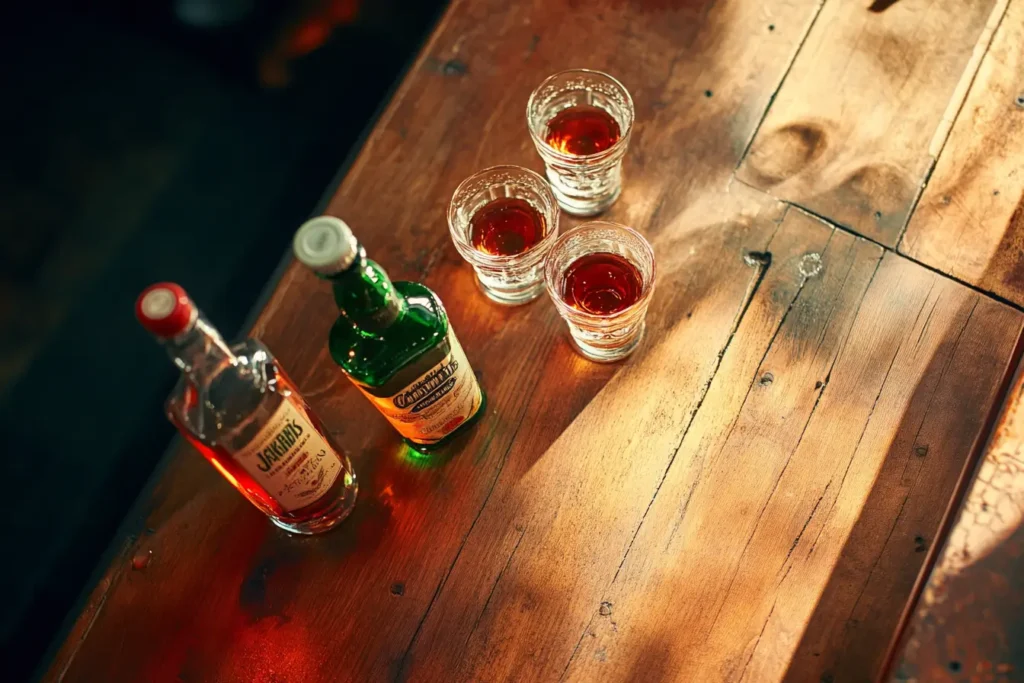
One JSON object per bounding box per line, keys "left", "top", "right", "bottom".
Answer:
{"left": 292, "top": 216, "right": 358, "bottom": 275}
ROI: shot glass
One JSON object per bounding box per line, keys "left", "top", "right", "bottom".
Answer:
{"left": 449, "top": 165, "right": 560, "bottom": 305}
{"left": 545, "top": 221, "right": 655, "bottom": 362}
{"left": 527, "top": 69, "right": 634, "bottom": 216}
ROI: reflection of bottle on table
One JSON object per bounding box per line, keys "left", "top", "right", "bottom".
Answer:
{"left": 293, "top": 216, "right": 485, "bottom": 451}
{"left": 136, "top": 282, "right": 357, "bottom": 534}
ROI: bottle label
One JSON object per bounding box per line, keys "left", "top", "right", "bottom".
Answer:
{"left": 233, "top": 399, "right": 344, "bottom": 512}
{"left": 357, "top": 329, "right": 483, "bottom": 445}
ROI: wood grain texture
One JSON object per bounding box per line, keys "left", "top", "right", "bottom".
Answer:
{"left": 899, "top": 0, "right": 1024, "bottom": 306}
{"left": 889, "top": 350, "right": 1024, "bottom": 682}
{"left": 44, "top": 0, "right": 827, "bottom": 681}
{"left": 737, "top": 0, "right": 999, "bottom": 246}
{"left": 561, "top": 219, "right": 1021, "bottom": 683}
{"left": 42, "top": 0, "right": 1024, "bottom": 681}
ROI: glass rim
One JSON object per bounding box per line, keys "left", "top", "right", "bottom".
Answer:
{"left": 527, "top": 68, "right": 635, "bottom": 164}
{"left": 447, "top": 164, "right": 561, "bottom": 265}
{"left": 545, "top": 221, "right": 656, "bottom": 323}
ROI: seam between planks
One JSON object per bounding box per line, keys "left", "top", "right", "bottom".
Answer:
{"left": 702, "top": 230, "right": 843, "bottom": 642}
{"left": 699, "top": 227, "right": 838, "bottom": 534}
{"left": 879, "top": 310, "right": 1024, "bottom": 679}
{"left": 462, "top": 525, "right": 528, "bottom": 652}
{"left": 803, "top": 255, "right": 893, "bottom": 561}
{"left": 394, "top": 390, "right": 530, "bottom": 682}
{"left": 767, "top": 237, "right": 868, "bottom": 578}
{"left": 726, "top": 0, "right": 1010, "bottom": 257}
{"left": 898, "top": 297, "right": 977, "bottom": 485}
{"left": 894, "top": 0, "right": 1012, "bottom": 249}
{"left": 557, "top": 213, "right": 786, "bottom": 682}
{"left": 393, "top": 303, "right": 565, "bottom": 680}
{"left": 926, "top": 0, "right": 1010, "bottom": 161}
{"left": 730, "top": 176, "right": 1024, "bottom": 314}
{"left": 752, "top": 245, "right": 887, "bottom": 614}
{"left": 737, "top": 565, "right": 787, "bottom": 682}
{"left": 833, "top": 298, "right": 980, "bottom": 677}
{"left": 735, "top": 0, "right": 829, "bottom": 169}
{"left": 750, "top": 259, "right": 942, "bottom": 678}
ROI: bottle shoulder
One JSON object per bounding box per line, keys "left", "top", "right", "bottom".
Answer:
{"left": 329, "top": 281, "right": 450, "bottom": 388}
{"left": 167, "top": 338, "right": 287, "bottom": 445}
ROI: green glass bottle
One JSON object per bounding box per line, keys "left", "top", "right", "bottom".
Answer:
{"left": 293, "top": 216, "right": 485, "bottom": 448}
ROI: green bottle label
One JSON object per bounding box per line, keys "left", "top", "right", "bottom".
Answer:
{"left": 355, "top": 329, "right": 482, "bottom": 444}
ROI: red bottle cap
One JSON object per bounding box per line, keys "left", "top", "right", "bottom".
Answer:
{"left": 135, "top": 282, "right": 196, "bottom": 338}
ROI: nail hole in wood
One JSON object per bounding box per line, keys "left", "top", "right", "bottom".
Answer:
{"left": 442, "top": 59, "right": 468, "bottom": 76}
{"left": 744, "top": 250, "right": 772, "bottom": 267}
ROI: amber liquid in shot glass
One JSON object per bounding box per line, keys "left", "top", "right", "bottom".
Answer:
{"left": 561, "top": 252, "right": 643, "bottom": 315}
{"left": 545, "top": 222, "right": 655, "bottom": 362}
{"left": 470, "top": 197, "right": 547, "bottom": 257}
{"left": 449, "top": 165, "right": 560, "bottom": 305}
{"left": 544, "top": 106, "right": 622, "bottom": 157}
{"left": 528, "top": 69, "right": 634, "bottom": 216}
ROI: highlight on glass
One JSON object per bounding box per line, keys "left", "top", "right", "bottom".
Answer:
{"left": 545, "top": 221, "right": 655, "bottom": 362}
{"left": 448, "top": 165, "right": 560, "bottom": 305}
{"left": 135, "top": 283, "right": 358, "bottom": 535}
{"left": 527, "top": 69, "right": 634, "bottom": 217}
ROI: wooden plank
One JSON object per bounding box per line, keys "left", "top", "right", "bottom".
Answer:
{"left": 403, "top": 192, "right": 792, "bottom": 682}
{"left": 899, "top": 1, "right": 1024, "bottom": 306}
{"left": 887, "top": 349, "right": 1024, "bottom": 681}
{"left": 481, "top": 216, "right": 1017, "bottom": 682}
{"left": 736, "top": 0, "right": 999, "bottom": 246}
{"left": 776, "top": 255, "right": 1021, "bottom": 682}
{"left": 41, "top": 0, "right": 1024, "bottom": 681}
{"left": 43, "top": 0, "right": 828, "bottom": 681}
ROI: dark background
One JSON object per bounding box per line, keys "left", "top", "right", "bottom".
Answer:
{"left": 0, "top": 1, "right": 444, "bottom": 679}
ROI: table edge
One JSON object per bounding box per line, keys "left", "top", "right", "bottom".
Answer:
{"left": 35, "top": 3, "right": 457, "bottom": 678}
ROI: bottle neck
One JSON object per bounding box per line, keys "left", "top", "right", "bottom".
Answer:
{"left": 327, "top": 248, "right": 405, "bottom": 333}
{"left": 164, "top": 315, "right": 236, "bottom": 379}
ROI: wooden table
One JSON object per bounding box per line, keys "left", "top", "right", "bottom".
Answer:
{"left": 45, "top": 0, "right": 1024, "bottom": 681}
{"left": 889, "top": 359, "right": 1024, "bottom": 682}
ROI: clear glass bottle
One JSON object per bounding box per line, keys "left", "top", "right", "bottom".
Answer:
{"left": 292, "top": 216, "right": 485, "bottom": 450}
{"left": 136, "top": 282, "right": 357, "bottom": 534}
